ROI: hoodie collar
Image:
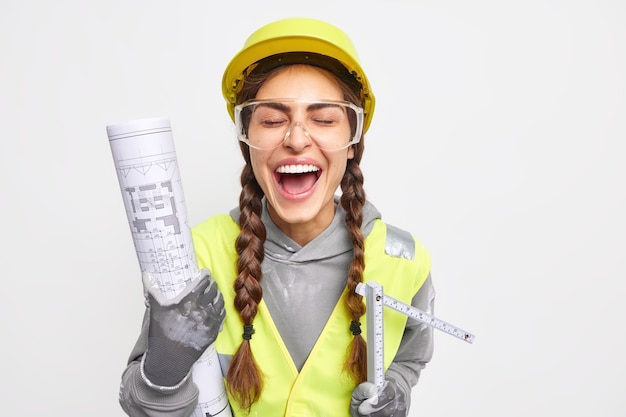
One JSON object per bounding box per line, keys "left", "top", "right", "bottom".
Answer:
{"left": 229, "top": 196, "right": 381, "bottom": 262}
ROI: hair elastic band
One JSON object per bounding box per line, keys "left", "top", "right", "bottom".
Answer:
{"left": 350, "top": 320, "right": 362, "bottom": 336}
{"left": 243, "top": 324, "right": 255, "bottom": 340}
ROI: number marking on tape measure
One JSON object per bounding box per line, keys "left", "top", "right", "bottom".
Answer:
{"left": 355, "top": 281, "right": 475, "bottom": 387}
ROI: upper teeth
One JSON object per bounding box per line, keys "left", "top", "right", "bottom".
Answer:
{"left": 276, "top": 164, "right": 320, "bottom": 174}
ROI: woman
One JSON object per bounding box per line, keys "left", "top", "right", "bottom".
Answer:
{"left": 119, "top": 17, "right": 435, "bottom": 417}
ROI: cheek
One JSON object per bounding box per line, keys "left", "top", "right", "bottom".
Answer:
{"left": 249, "top": 151, "right": 273, "bottom": 186}
{"left": 328, "top": 158, "right": 349, "bottom": 183}
{"left": 249, "top": 150, "right": 263, "bottom": 171}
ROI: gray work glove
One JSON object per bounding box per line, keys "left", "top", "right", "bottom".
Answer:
{"left": 142, "top": 269, "right": 226, "bottom": 387}
{"left": 350, "top": 380, "right": 407, "bottom": 417}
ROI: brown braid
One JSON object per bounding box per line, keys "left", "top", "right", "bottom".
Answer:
{"left": 227, "top": 59, "right": 369, "bottom": 408}
{"left": 226, "top": 161, "right": 265, "bottom": 411}
{"left": 340, "top": 142, "right": 368, "bottom": 384}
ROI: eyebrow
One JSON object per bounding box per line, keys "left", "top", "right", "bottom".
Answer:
{"left": 307, "top": 102, "right": 343, "bottom": 111}
{"left": 256, "top": 101, "right": 289, "bottom": 112}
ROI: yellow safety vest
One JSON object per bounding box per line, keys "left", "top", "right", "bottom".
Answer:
{"left": 192, "top": 214, "right": 431, "bottom": 417}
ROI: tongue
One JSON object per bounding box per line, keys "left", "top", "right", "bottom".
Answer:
{"left": 281, "top": 173, "right": 317, "bottom": 195}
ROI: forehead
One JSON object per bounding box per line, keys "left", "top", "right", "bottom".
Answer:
{"left": 255, "top": 65, "right": 344, "bottom": 101}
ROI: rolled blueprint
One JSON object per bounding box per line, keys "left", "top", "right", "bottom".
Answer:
{"left": 107, "top": 117, "right": 232, "bottom": 417}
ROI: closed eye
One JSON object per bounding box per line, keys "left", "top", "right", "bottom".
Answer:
{"left": 312, "top": 118, "right": 338, "bottom": 126}
{"left": 259, "top": 118, "right": 288, "bottom": 127}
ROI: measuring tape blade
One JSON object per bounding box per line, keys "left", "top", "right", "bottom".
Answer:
{"left": 382, "top": 292, "right": 475, "bottom": 343}
{"left": 356, "top": 281, "right": 475, "bottom": 386}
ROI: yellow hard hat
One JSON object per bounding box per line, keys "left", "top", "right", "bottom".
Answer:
{"left": 222, "top": 17, "right": 375, "bottom": 133}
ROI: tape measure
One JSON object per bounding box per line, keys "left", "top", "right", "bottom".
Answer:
{"left": 355, "top": 281, "right": 475, "bottom": 388}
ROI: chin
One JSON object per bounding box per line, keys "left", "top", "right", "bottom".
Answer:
{"left": 274, "top": 205, "right": 320, "bottom": 224}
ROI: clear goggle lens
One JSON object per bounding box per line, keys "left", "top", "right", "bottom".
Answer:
{"left": 234, "top": 98, "right": 364, "bottom": 151}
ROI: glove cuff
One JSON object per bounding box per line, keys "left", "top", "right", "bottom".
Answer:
{"left": 139, "top": 352, "right": 192, "bottom": 392}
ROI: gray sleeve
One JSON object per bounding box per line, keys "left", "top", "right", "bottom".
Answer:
{"left": 385, "top": 274, "right": 435, "bottom": 411}
{"left": 118, "top": 309, "right": 200, "bottom": 417}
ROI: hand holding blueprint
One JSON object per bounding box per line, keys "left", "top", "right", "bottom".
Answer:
{"left": 107, "top": 118, "right": 232, "bottom": 417}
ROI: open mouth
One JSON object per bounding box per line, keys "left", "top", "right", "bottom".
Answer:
{"left": 275, "top": 164, "right": 321, "bottom": 195}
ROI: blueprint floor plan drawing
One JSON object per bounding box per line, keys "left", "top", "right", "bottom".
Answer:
{"left": 108, "top": 118, "right": 199, "bottom": 299}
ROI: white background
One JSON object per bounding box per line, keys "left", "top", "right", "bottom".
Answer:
{"left": 1, "top": 1, "right": 624, "bottom": 415}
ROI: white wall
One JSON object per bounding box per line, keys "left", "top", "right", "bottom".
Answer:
{"left": 1, "top": 1, "right": 624, "bottom": 415}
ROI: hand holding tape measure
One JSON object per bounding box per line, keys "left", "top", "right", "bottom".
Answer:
{"left": 355, "top": 281, "right": 475, "bottom": 388}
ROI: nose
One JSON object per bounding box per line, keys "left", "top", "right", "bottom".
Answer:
{"left": 283, "top": 121, "right": 312, "bottom": 150}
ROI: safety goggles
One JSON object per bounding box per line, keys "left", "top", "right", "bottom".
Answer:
{"left": 234, "top": 98, "right": 364, "bottom": 151}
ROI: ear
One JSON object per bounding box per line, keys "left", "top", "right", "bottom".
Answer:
{"left": 347, "top": 145, "right": 355, "bottom": 159}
